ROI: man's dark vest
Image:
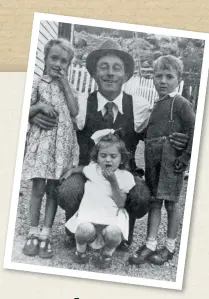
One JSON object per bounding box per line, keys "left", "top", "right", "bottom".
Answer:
{"left": 76, "top": 91, "right": 141, "bottom": 171}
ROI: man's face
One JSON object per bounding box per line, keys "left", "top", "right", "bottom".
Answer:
{"left": 94, "top": 55, "right": 128, "bottom": 97}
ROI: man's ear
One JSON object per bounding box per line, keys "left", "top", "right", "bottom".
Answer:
{"left": 123, "top": 73, "right": 129, "bottom": 84}
{"left": 92, "top": 70, "right": 97, "bottom": 81}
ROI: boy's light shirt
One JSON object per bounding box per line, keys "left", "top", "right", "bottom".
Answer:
{"left": 75, "top": 91, "right": 152, "bottom": 133}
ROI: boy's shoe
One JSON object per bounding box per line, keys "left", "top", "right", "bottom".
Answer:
{"left": 149, "top": 247, "right": 174, "bottom": 265}
{"left": 23, "top": 235, "right": 39, "bottom": 257}
{"left": 73, "top": 251, "right": 89, "bottom": 264}
{"left": 95, "top": 254, "right": 112, "bottom": 269}
{"left": 129, "top": 245, "right": 155, "bottom": 265}
{"left": 38, "top": 238, "right": 53, "bottom": 259}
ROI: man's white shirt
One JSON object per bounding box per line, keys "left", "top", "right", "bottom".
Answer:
{"left": 75, "top": 91, "right": 152, "bottom": 133}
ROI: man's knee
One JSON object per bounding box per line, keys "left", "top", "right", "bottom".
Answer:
{"left": 126, "top": 177, "right": 151, "bottom": 219}
{"left": 75, "top": 222, "right": 96, "bottom": 244}
{"left": 57, "top": 173, "right": 86, "bottom": 212}
{"left": 103, "top": 225, "right": 122, "bottom": 248}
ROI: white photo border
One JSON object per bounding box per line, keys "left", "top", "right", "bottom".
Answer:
{"left": 3, "top": 12, "right": 209, "bottom": 290}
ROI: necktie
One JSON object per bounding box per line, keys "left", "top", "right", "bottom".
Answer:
{"left": 104, "top": 102, "right": 114, "bottom": 128}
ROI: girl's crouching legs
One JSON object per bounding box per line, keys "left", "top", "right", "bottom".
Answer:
{"left": 74, "top": 222, "right": 96, "bottom": 264}
{"left": 95, "top": 225, "right": 122, "bottom": 269}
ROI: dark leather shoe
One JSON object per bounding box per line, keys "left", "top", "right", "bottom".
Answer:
{"left": 64, "top": 235, "right": 76, "bottom": 249}
{"left": 117, "top": 240, "right": 131, "bottom": 252}
{"left": 149, "top": 247, "right": 174, "bottom": 265}
{"left": 129, "top": 245, "right": 155, "bottom": 265}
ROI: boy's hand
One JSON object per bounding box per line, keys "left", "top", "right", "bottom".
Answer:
{"left": 174, "top": 159, "right": 187, "bottom": 173}
{"left": 169, "top": 133, "right": 189, "bottom": 151}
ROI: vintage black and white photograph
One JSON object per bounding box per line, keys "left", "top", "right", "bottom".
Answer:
{"left": 4, "top": 13, "right": 209, "bottom": 289}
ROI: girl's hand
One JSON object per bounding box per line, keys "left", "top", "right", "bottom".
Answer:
{"left": 39, "top": 102, "right": 58, "bottom": 118}
{"left": 60, "top": 168, "right": 73, "bottom": 183}
{"left": 102, "top": 167, "right": 116, "bottom": 183}
{"left": 57, "top": 69, "right": 70, "bottom": 91}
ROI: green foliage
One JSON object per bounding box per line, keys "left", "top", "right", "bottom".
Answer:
{"left": 72, "top": 28, "right": 204, "bottom": 84}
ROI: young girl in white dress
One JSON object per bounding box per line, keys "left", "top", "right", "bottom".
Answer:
{"left": 63, "top": 129, "right": 136, "bottom": 269}
{"left": 22, "top": 38, "right": 79, "bottom": 258}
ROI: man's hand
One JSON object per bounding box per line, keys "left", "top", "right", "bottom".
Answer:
{"left": 60, "top": 167, "right": 74, "bottom": 183}
{"left": 30, "top": 112, "right": 58, "bottom": 130}
{"left": 174, "top": 159, "right": 187, "bottom": 173}
{"left": 169, "top": 132, "right": 189, "bottom": 151}
{"left": 39, "top": 102, "right": 58, "bottom": 118}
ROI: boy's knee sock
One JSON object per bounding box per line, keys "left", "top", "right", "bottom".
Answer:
{"left": 39, "top": 227, "right": 52, "bottom": 240}
{"left": 146, "top": 237, "right": 157, "bottom": 251}
{"left": 165, "top": 238, "right": 176, "bottom": 253}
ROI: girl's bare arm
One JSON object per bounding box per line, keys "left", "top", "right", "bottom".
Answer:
{"left": 58, "top": 72, "right": 78, "bottom": 117}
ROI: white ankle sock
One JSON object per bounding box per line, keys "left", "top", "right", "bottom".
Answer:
{"left": 146, "top": 237, "right": 157, "bottom": 251}
{"left": 102, "top": 247, "right": 115, "bottom": 257}
{"left": 76, "top": 243, "right": 87, "bottom": 253}
{"left": 39, "top": 227, "right": 51, "bottom": 240}
{"left": 165, "top": 238, "right": 176, "bottom": 253}
{"left": 29, "top": 226, "right": 40, "bottom": 236}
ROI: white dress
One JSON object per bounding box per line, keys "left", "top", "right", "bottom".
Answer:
{"left": 65, "top": 163, "right": 136, "bottom": 240}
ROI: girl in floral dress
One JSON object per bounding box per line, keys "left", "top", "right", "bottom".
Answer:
{"left": 22, "top": 38, "right": 79, "bottom": 258}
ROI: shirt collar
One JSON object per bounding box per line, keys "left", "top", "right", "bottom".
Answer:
{"left": 41, "top": 74, "right": 53, "bottom": 83}
{"left": 169, "top": 91, "right": 178, "bottom": 97}
{"left": 156, "top": 91, "right": 179, "bottom": 103}
{"left": 97, "top": 91, "right": 124, "bottom": 114}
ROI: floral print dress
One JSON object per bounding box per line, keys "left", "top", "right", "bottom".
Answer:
{"left": 22, "top": 75, "right": 79, "bottom": 181}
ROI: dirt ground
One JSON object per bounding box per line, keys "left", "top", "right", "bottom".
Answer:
{"left": 11, "top": 142, "right": 188, "bottom": 282}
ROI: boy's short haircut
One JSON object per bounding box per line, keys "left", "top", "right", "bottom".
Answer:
{"left": 153, "top": 55, "right": 184, "bottom": 79}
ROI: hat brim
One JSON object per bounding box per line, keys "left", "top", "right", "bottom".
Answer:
{"left": 86, "top": 49, "right": 134, "bottom": 80}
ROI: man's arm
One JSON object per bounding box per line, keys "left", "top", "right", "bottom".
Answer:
{"left": 60, "top": 166, "right": 84, "bottom": 182}
{"left": 30, "top": 110, "right": 58, "bottom": 130}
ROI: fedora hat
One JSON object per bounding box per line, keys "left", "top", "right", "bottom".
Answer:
{"left": 86, "top": 39, "right": 135, "bottom": 80}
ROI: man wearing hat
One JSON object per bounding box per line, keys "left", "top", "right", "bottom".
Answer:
{"left": 30, "top": 39, "right": 188, "bottom": 250}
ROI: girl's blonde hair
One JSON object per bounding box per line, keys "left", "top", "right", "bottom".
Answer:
{"left": 90, "top": 133, "right": 130, "bottom": 170}
{"left": 43, "top": 38, "right": 74, "bottom": 74}
{"left": 153, "top": 55, "right": 184, "bottom": 79}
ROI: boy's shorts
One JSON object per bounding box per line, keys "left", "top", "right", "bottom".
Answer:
{"left": 145, "top": 136, "right": 184, "bottom": 202}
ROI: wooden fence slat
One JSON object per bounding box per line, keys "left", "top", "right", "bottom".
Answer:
{"left": 79, "top": 66, "right": 86, "bottom": 93}
{"left": 73, "top": 65, "right": 80, "bottom": 89}
{"left": 84, "top": 73, "right": 91, "bottom": 94}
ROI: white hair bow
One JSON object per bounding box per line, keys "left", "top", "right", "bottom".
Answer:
{"left": 91, "top": 129, "right": 115, "bottom": 144}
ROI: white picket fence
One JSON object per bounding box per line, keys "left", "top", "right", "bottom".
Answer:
{"left": 69, "top": 64, "right": 184, "bottom": 109}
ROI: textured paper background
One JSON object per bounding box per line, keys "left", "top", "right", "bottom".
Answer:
{"left": 1, "top": 0, "right": 209, "bottom": 297}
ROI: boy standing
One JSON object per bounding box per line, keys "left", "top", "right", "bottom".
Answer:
{"left": 129, "top": 55, "right": 195, "bottom": 265}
